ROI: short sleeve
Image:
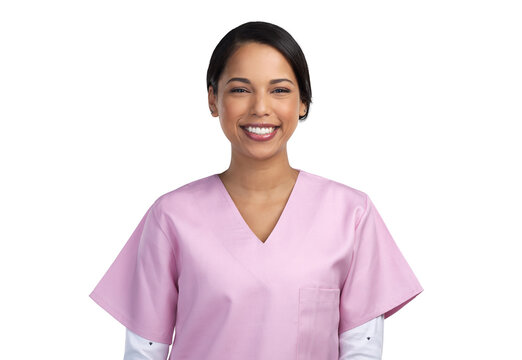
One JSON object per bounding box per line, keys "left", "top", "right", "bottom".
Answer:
{"left": 89, "top": 200, "right": 179, "bottom": 345}
{"left": 338, "top": 194, "right": 424, "bottom": 334}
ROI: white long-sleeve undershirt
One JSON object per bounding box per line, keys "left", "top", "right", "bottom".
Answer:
{"left": 339, "top": 314, "right": 384, "bottom": 359}
{"left": 123, "top": 314, "right": 384, "bottom": 359}
{"left": 124, "top": 328, "right": 169, "bottom": 360}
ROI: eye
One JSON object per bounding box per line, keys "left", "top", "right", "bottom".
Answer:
{"left": 230, "top": 88, "right": 248, "bottom": 93}
{"left": 274, "top": 88, "right": 291, "bottom": 94}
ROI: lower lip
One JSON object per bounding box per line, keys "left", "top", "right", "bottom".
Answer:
{"left": 241, "top": 126, "right": 279, "bottom": 141}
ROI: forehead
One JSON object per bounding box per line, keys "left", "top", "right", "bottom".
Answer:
{"left": 222, "top": 42, "right": 296, "bottom": 82}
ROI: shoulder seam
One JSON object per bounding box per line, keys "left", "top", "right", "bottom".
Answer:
{"left": 340, "top": 192, "right": 370, "bottom": 291}
{"left": 354, "top": 192, "right": 370, "bottom": 230}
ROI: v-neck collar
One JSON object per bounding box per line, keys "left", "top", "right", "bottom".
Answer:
{"left": 213, "top": 169, "right": 303, "bottom": 247}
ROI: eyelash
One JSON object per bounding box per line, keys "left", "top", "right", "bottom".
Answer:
{"left": 230, "top": 88, "right": 290, "bottom": 94}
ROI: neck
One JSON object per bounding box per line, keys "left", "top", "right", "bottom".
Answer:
{"left": 218, "top": 147, "right": 299, "bottom": 194}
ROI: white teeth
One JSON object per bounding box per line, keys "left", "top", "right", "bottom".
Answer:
{"left": 244, "top": 126, "right": 275, "bottom": 135}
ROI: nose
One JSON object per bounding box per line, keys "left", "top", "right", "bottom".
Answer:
{"left": 251, "top": 91, "right": 270, "bottom": 117}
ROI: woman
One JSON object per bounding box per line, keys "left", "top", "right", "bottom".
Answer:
{"left": 89, "top": 21, "right": 423, "bottom": 360}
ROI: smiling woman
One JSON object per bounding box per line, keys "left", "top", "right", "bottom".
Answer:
{"left": 89, "top": 21, "right": 423, "bottom": 360}
{"left": 208, "top": 41, "right": 307, "bottom": 161}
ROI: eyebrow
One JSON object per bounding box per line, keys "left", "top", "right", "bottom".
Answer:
{"left": 226, "top": 77, "right": 295, "bottom": 86}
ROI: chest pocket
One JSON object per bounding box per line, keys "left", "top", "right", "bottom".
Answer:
{"left": 297, "top": 287, "right": 340, "bottom": 360}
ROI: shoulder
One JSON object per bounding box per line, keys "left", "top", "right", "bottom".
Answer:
{"left": 300, "top": 169, "right": 368, "bottom": 206}
{"left": 150, "top": 173, "right": 217, "bottom": 215}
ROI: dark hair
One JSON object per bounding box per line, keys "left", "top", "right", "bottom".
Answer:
{"left": 206, "top": 21, "right": 312, "bottom": 121}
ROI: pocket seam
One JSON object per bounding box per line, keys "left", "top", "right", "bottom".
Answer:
{"left": 299, "top": 287, "right": 340, "bottom": 303}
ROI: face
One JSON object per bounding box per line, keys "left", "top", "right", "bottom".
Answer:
{"left": 208, "top": 42, "right": 307, "bottom": 161}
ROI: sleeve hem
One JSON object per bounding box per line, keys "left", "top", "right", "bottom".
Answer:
{"left": 338, "top": 285, "right": 424, "bottom": 334}
{"left": 89, "top": 290, "right": 173, "bottom": 345}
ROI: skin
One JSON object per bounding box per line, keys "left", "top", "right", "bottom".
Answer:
{"left": 207, "top": 41, "right": 308, "bottom": 242}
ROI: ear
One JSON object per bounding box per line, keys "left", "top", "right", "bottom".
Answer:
{"left": 299, "top": 99, "right": 307, "bottom": 118}
{"left": 208, "top": 85, "right": 218, "bottom": 117}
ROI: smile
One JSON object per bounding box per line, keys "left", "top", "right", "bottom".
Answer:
{"left": 240, "top": 125, "right": 280, "bottom": 141}
{"left": 241, "top": 126, "right": 278, "bottom": 135}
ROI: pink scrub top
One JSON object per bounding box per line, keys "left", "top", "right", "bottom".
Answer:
{"left": 89, "top": 169, "right": 424, "bottom": 360}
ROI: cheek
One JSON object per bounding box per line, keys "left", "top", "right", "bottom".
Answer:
{"left": 275, "top": 101, "right": 299, "bottom": 119}
{"left": 222, "top": 96, "right": 248, "bottom": 117}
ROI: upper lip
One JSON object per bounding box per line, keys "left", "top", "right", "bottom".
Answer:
{"left": 240, "top": 123, "right": 280, "bottom": 128}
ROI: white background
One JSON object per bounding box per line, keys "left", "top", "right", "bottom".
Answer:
{"left": 1, "top": 1, "right": 521, "bottom": 359}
